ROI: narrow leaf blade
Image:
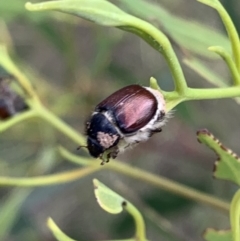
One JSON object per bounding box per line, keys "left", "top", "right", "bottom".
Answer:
{"left": 25, "top": 0, "right": 129, "bottom": 26}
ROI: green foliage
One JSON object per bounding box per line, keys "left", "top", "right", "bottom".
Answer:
{"left": 197, "top": 129, "right": 240, "bottom": 186}
{"left": 25, "top": 0, "right": 240, "bottom": 112}
{"left": 197, "top": 130, "right": 240, "bottom": 241}
{"left": 0, "top": 0, "right": 240, "bottom": 240}
{"left": 119, "top": 0, "right": 230, "bottom": 59}
{"left": 93, "top": 179, "right": 126, "bottom": 214}
{"left": 204, "top": 229, "right": 232, "bottom": 241}
{"left": 26, "top": 0, "right": 129, "bottom": 26}
{"left": 94, "top": 179, "right": 147, "bottom": 241}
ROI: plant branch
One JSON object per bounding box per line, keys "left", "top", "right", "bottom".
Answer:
{"left": 59, "top": 147, "right": 230, "bottom": 213}
{"left": 0, "top": 166, "right": 99, "bottom": 186}
{"left": 122, "top": 16, "right": 188, "bottom": 94}
{"left": 230, "top": 189, "right": 240, "bottom": 241}
{"left": 0, "top": 110, "right": 37, "bottom": 132}
{"left": 109, "top": 161, "right": 230, "bottom": 213}
{"left": 47, "top": 217, "right": 134, "bottom": 241}
{"left": 198, "top": 0, "right": 240, "bottom": 71}
{"left": 208, "top": 46, "right": 240, "bottom": 85}
{"left": 185, "top": 86, "right": 240, "bottom": 100}
{"left": 123, "top": 202, "right": 147, "bottom": 241}
{"left": 47, "top": 218, "right": 77, "bottom": 241}
{"left": 0, "top": 45, "right": 40, "bottom": 103}
{"left": 30, "top": 102, "right": 85, "bottom": 146}
{"left": 0, "top": 48, "right": 235, "bottom": 211}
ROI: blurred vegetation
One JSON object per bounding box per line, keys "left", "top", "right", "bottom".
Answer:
{"left": 0, "top": 0, "right": 240, "bottom": 241}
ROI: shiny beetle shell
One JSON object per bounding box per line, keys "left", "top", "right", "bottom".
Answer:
{"left": 85, "top": 84, "right": 167, "bottom": 163}
{"left": 95, "top": 85, "right": 158, "bottom": 133}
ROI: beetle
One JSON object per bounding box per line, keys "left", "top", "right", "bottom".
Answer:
{"left": 84, "top": 85, "right": 167, "bottom": 164}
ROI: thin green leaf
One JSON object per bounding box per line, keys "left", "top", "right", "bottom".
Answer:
{"left": 197, "top": 129, "right": 240, "bottom": 186}
{"left": 204, "top": 228, "right": 232, "bottom": 241}
{"left": 93, "top": 179, "right": 125, "bottom": 214}
{"left": 25, "top": 0, "right": 130, "bottom": 26}
{"left": 0, "top": 166, "right": 99, "bottom": 186}
{"left": 47, "top": 218, "right": 77, "bottom": 241}
{"left": 119, "top": 0, "right": 230, "bottom": 59}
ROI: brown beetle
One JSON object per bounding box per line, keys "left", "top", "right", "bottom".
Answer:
{"left": 85, "top": 85, "right": 167, "bottom": 163}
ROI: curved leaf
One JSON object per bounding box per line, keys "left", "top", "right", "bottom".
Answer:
{"left": 197, "top": 129, "right": 240, "bottom": 186}
{"left": 25, "top": 0, "right": 130, "bottom": 26}
{"left": 93, "top": 179, "right": 125, "bottom": 214}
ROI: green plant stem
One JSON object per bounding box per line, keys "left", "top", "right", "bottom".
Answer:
{"left": 0, "top": 110, "right": 37, "bottom": 132}
{"left": 59, "top": 147, "right": 230, "bottom": 213}
{"left": 149, "top": 77, "right": 161, "bottom": 91}
{"left": 185, "top": 86, "right": 240, "bottom": 100}
{"left": 163, "top": 85, "right": 240, "bottom": 109}
{"left": 230, "top": 189, "right": 240, "bottom": 241}
{"left": 47, "top": 218, "right": 77, "bottom": 241}
{"left": 0, "top": 166, "right": 99, "bottom": 186}
{"left": 30, "top": 102, "right": 85, "bottom": 145}
{"left": 124, "top": 202, "right": 146, "bottom": 241}
{"left": 48, "top": 217, "right": 134, "bottom": 241}
{"left": 3, "top": 90, "right": 230, "bottom": 212}
{"left": 208, "top": 46, "right": 240, "bottom": 85}
{"left": 198, "top": 0, "right": 240, "bottom": 71}
{"left": 0, "top": 45, "right": 40, "bottom": 103}
{"left": 216, "top": 1, "right": 240, "bottom": 71}
{"left": 108, "top": 161, "right": 230, "bottom": 213}
{"left": 163, "top": 85, "right": 240, "bottom": 102}
{"left": 123, "top": 16, "right": 188, "bottom": 94}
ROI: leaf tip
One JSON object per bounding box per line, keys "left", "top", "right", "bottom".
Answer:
{"left": 25, "top": 2, "right": 34, "bottom": 11}
{"left": 149, "top": 77, "right": 160, "bottom": 90}
{"left": 93, "top": 178, "right": 99, "bottom": 189}
{"left": 25, "top": 1, "right": 47, "bottom": 11}
{"left": 46, "top": 217, "right": 54, "bottom": 229}
{"left": 196, "top": 128, "right": 210, "bottom": 142}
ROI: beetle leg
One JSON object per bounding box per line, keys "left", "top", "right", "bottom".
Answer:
{"left": 149, "top": 128, "right": 162, "bottom": 137}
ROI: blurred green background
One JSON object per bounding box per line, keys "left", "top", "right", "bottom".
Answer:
{"left": 0, "top": 0, "right": 240, "bottom": 240}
